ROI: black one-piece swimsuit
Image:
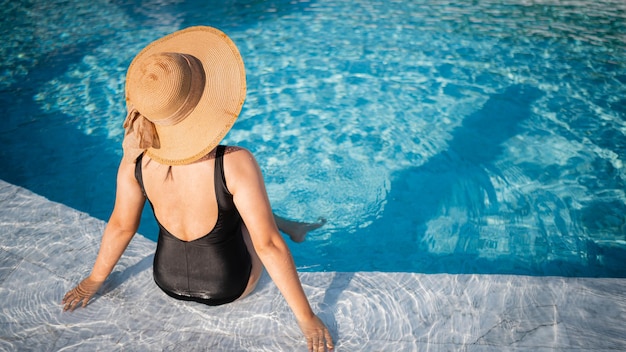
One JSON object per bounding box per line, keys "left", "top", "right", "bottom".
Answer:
{"left": 135, "top": 145, "right": 252, "bottom": 306}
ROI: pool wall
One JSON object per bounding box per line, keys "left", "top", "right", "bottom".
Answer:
{"left": 1, "top": 179, "right": 625, "bottom": 351}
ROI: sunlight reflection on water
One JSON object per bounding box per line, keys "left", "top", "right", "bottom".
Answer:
{"left": 1, "top": 0, "right": 625, "bottom": 274}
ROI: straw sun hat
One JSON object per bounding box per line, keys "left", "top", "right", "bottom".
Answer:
{"left": 122, "top": 26, "right": 246, "bottom": 165}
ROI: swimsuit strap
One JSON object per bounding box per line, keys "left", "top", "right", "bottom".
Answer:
{"left": 214, "top": 145, "right": 236, "bottom": 210}
{"left": 215, "top": 145, "right": 230, "bottom": 191}
{"left": 134, "top": 153, "right": 147, "bottom": 198}
{"left": 134, "top": 147, "right": 231, "bottom": 204}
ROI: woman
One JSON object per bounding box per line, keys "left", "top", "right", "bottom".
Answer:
{"left": 62, "top": 26, "right": 334, "bottom": 352}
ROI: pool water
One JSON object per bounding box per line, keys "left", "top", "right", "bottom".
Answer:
{"left": 1, "top": 0, "right": 625, "bottom": 276}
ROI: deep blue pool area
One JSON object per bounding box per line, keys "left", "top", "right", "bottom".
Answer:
{"left": 1, "top": 0, "right": 625, "bottom": 276}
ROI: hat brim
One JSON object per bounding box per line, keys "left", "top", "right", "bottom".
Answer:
{"left": 126, "top": 26, "right": 246, "bottom": 165}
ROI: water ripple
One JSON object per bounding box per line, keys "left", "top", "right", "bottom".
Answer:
{"left": 2, "top": 0, "right": 625, "bottom": 274}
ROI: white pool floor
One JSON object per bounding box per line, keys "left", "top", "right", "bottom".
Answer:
{"left": 1, "top": 179, "right": 625, "bottom": 351}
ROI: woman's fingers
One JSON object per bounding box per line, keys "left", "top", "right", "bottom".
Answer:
{"left": 61, "top": 277, "right": 104, "bottom": 311}
{"left": 299, "top": 315, "right": 334, "bottom": 351}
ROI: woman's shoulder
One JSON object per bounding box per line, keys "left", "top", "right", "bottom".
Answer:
{"left": 221, "top": 145, "right": 263, "bottom": 191}
{"left": 222, "top": 145, "right": 256, "bottom": 163}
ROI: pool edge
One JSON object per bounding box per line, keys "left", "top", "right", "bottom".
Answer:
{"left": 1, "top": 179, "right": 625, "bottom": 351}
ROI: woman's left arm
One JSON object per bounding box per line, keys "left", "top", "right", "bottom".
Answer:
{"left": 227, "top": 149, "right": 334, "bottom": 352}
{"left": 62, "top": 159, "right": 145, "bottom": 311}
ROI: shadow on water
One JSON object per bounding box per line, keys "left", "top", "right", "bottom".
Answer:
{"left": 354, "top": 84, "right": 626, "bottom": 278}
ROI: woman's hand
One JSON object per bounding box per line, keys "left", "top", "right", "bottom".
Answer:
{"left": 298, "top": 314, "right": 334, "bottom": 351}
{"left": 62, "top": 276, "right": 104, "bottom": 311}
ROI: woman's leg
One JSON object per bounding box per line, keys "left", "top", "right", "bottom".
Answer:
{"left": 273, "top": 214, "right": 327, "bottom": 243}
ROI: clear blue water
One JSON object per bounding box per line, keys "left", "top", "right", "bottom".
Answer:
{"left": 1, "top": 0, "right": 625, "bottom": 276}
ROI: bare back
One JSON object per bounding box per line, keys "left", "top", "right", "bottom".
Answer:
{"left": 140, "top": 150, "right": 219, "bottom": 242}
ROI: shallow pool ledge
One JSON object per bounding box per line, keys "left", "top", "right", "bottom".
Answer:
{"left": 1, "top": 179, "right": 625, "bottom": 351}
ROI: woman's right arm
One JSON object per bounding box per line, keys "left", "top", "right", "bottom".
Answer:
{"left": 62, "top": 159, "right": 145, "bottom": 311}
{"left": 226, "top": 148, "right": 334, "bottom": 351}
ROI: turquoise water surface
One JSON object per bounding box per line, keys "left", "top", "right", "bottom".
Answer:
{"left": 1, "top": 0, "right": 625, "bottom": 276}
